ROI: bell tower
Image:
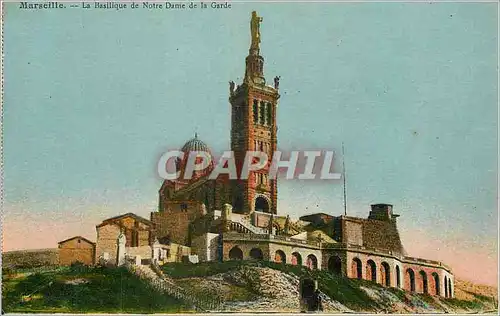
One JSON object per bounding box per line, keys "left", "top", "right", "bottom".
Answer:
{"left": 229, "top": 11, "right": 280, "bottom": 215}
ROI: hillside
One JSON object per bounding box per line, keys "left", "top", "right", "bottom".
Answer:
{"left": 454, "top": 279, "right": 498, "bottom": 302}
{"left": 2, "top": 249, "right": 59, "bottom": 269}
{"left": 2, "top": 258, "right": 497, "bottom": 313}
{"left": 162, "top": 261, "right": 498, "bottom": 313}
{"left": 1, "top": 265, "right": 187, "bottom": 313}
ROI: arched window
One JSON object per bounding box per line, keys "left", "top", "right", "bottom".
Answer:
{"left": 381, "top": 262, "right": 391, "bottom": 286}
{"left": 267, "top": 102, "right": 272, "bottom": 126}
{"left": 233, "top": 194, "right": 243, "bottom": 212}
{"left": 351, "top": 258, "right": 362, "bottom": 279}
{"left": 406, "top": 268, "right": 416, "bottom": 292}
{"left": 255, "top": 196, "right": 270, "bottom": 213}
{"left": 396, "top": 266, "right": 401, "bottom": 288}
{"left": 229, "top": 246, "right": 243, "bottom": 260}
{"left": 259, "top": 101, "right": 266, "bottom": 125}
{"left": 253, "top": 99, "right": 259, "bottom": 123}
{"left": 366, "top": 260, "right": 377, "bottom": 282}
{"left": 328, "top": 256, "right": 342, "bottom": 275}
{"left": 291, "top": 252, "right": 302, "bottom": 266}
{"left": 306, "top": 254, "right": 318, "bottom": 270}
{"left": 419, "top": 271, "right": 428, "bottom": 294}
{"left": 432, "top": 272, "right": 440, "bottom": 296}
{"left": 249, "top": 248, "right": 263, "bottom": 260}
{"left": 275, "top": 250, "right": 286, "bottom": 264}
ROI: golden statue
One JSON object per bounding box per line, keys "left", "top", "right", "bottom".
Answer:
{"left": 250, "top": 11, "right": 263, "bottom": 51}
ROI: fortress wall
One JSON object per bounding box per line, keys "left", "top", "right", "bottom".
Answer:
{"left": 345, "top": 250, "right": 401, "bottom": 285}
{"left": 343, "top": 219, "right": 363, "bottom": 246}
{"left": 337, "top": 215, "right": 405, "bottom": 255}
{"left": 342, "top": 248, "right": 452, "bottom": 297}
{"left": 361, "top": 219, "right": 405, "bottom": 255}
{"left": 402, "top": 261, "right": 453, "bottom": 297}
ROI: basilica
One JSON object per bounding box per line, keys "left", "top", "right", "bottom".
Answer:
{"left": 58, "top": 11, "right": 455, "bottom": 299}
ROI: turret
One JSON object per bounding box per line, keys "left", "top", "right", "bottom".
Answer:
{"left": 368, "top": 203, "right": 400, "bottom": 221}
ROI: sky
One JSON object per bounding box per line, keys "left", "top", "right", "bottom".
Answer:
{"left": 2, "top": 2, "right": 498, "bottom": 286}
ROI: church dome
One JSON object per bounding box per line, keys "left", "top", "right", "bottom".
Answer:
{"left": 181, "top": 133, "right": 211, "bottom": 154}
{"left": 176, "top": 133, "right": 214, "bottom": 181}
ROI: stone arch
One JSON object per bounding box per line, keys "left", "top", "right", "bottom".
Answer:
{"left": 406, "top": 268, "right": 416, "bottom": 292}
{"left": 432, "top": 272, "right": 440, "bottom": 296}
{"left": 228, "top": 246, "right": 243, "bottom": 260}
{"left": 249, "top": 248, "right": 263, "bottom": 260}
{"left": 366, "top": 260, "right": 377, "bottom": 282}
{"left": 291, "top": 252, "right": 302, "bottom": 265}
{"left": 396, "top": 265, "right": 401, "bottom": 288}
{"left": 328, "top": 256, "right": 342, "bottom": 275}
{"left": 254, "top": 195, "right": 270, "bottom": 213}
{"left": 444, "top": 276, "right": 448, "bottom": 297}
{"left": 419, "top": 271, "right": 428, "bottom": 294}
{"left": 300, "top": 278, "right": 316, "bottom": 302}
{"left": 351, "top": 257, "right": 363, "bottom": 279}
{"left": 274, "top": 250, "right": 286, "bottom": 264}
{"left": 306, "top": 254, "right": 318, "bottom": 270}
{"left": 381, "top": 262, "right": 391, "bottom": 287}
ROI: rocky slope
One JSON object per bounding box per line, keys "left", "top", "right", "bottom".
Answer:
{"left": 168, "top": 264, "right": 497, "bottom": 313}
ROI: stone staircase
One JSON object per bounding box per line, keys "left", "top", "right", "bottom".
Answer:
{"left": 230, "top": 216, "right": 268, "bottom": 234}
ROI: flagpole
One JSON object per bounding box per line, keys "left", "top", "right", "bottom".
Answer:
{"left": 342, "top": 142, "right": 347, "bottom": 216}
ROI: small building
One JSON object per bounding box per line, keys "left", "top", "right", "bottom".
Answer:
{"left": 150, "top": 235, "right": 191, "bottom": 265}
{"left": 58, "top": 236, "right": 95, "bottom": 266}
{"left": 95, "top": 213, "right": 155, "bottom": 266}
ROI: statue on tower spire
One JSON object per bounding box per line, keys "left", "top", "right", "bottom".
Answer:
{"left": 250, "top": 11, "right": 263, "bottom": 53}
{"left": 244, "top": 11, "right": 266, "bottom": 85}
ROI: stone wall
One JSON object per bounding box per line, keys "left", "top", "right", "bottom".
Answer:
{"left": 126, "top": 246, "right": 152, "bottom": 259}
{"left": 268, "top": 242, "right": 322, "bottom": 270}
{"left": 337, "top": 216, "right": 405, "bottom": 255}
{"left": 362, "top": 219, "right": 405, "bottom": 255}
{"left": 95, "top": 224, "right": 120, "bottom": 265}
{"left": 222, "top": 236, "right": 322, "bottom": 270}
{"left": 151, "top": 200, "right": 203, "bottom": 245}
{"left": 191, "top": 233, "right": 220, "bottom": 262}
{"left": 402, "top": 260, "right": 454, "bottom": 297}
{"left": 223, "top": 240, "right": 271, "bottom": 261}
{"left": 343, "top": 219, "right": 363, "bottom": 246}
{"left": 342, "top": 249, "right": 453, "bottom": 298}
{"left": 154, "top": 243, "right": 191, "bottom": 264}
{"left": 252, "top": 211, "right": 287, "bottom": 229}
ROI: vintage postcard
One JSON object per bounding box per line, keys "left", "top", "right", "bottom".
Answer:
{"left": 1, "top": 0, "right": 498, "bottom": 314}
